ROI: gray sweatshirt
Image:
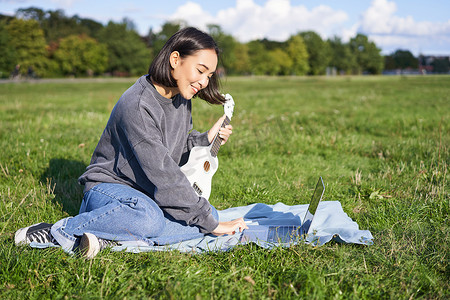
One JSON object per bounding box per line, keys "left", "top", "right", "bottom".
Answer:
{"left": 78, "top": 75, "right": 219, "bottom": 233}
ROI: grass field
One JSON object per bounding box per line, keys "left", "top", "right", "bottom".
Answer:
{"left": 0, "top": 75, "right": 448, "bottom": 298}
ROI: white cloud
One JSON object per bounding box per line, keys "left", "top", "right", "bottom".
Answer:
{"left": 126, "top": 0, "right": 450, "bottom": 55}
{"left": 360, "top": 0, "right": 450, "bottom": 36}
{"left": 341, "top": 23, "right": 359, "bottom": 42}
{"left": 170, "top": 1, "right": 214, "bottom": 27}
{"left": 50, "top": 0, "right": 77, "bottom": 7}
{"left": 357, "top": 0, "right": 450, "bottom": 54}
{"left": 360, "top": 0, "right": 397, "bottom": 35}
{"left": 169, "top": 0, "right": 348, "bottom": 42}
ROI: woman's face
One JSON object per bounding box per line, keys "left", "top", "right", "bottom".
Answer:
{"left": 170, "top": 49, "right": 218, "bottom": 99}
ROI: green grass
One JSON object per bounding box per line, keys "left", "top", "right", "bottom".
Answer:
{"left": 0, "top": 75, "right": 448, "bottom": 299}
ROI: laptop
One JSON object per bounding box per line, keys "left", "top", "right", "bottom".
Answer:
{"left": 240, "top": 176, "right": 325, "bottom": 243}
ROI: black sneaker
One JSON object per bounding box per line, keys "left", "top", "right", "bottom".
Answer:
{"left": 15, "top": 223, "right": 57, "bottom": 245}
{"left": 79, "top": 232, "right": 119, "bottom": 259}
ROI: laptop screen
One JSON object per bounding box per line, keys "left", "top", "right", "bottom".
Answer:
{"left": 301, "top": 177, "right": 325, "bottom": 234}
{"left": 240, "top": 176, "right": 325, "bottom": 243}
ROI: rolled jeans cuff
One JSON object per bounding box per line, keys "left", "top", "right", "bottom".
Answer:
{"left": 51, "top": 217, "right": 77, "bottom": 254}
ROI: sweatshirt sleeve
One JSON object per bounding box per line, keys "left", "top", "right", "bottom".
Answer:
{"left": 186, "top": 130, "right": 210, "bottom": 150}
{"left": 123, "top": 112, "right": 218, "bottom": 233}
{"left": 185, "top": 112, "right": 210, "bottom": 151}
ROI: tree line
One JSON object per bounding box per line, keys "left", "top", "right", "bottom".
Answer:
{"left": 0, "top": 7, "right": 428, "bottom": 79}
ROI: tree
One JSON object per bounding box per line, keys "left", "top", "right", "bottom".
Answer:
{"left": 207, "top": 24, "right": 239, "bottom": 75}
{"left": 0, "top": 14, "right": 15, "bottom": 23}
{"left": 431, "top": 57, "right": 450, "bottom": 73}
{"left": 268, "top": 48, "right": 292, "bottom": 75}
{"left": 6, "top": 18, "right": 48, "bottom": 77}
{"left": 391, "top": 49, "right": 418, "bottom": 70}
{"left": 97, "top": 20, "right": 150, "bottom": 76}
{"left": 259, "top": 38, "right": 285, "bottom": 51}
{"left": 384, "top": 55, "right": 396, "bottom": 70}
{"left": 327, "top": 36, "right": 356, "bottom": 74}
{"left": 75, "top": 16, "right": 104, "bottom": 39}
{"left": 17, "top": 7, "right": 103, "bottom": 43}
{"left": 299, "top": 31, "right": 330, "bottom": 75}
{"left": 286, "top": 35, "right": 309, "bottom": 75}
{"left": 15, "top": 7, "right": 46, "bottom": 24}
{"left": 349, "top": 34, "right": 384, "bottom": 74}
{"left": 0, "top": 21, "right": 17, "bottom": 77}
{"left": 46, "top": 10, "right": 84, "bottom": 42}
{"left": 53, "top": 34, "right": 108, "bottom": 76}
{"left": 230, "top": 42, "right": 250, "bottom": 75}
{"left": 246, "top": 40, "right": 272, "bottom": 75}
{"left": 149, "top": 22, "right": 183, "bottom": 60}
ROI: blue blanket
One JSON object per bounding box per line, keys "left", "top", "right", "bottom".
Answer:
{"left": 113, "top": 201, "right": 373, "bottom": 253}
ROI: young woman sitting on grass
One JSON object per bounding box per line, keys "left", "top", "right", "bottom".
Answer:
{"left": 15, "top": 27, "right": 248, "bottom": 258}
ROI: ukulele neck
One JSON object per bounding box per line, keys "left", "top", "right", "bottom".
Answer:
{"left": 210, "top": 116, "right": 230, "bottom": 157}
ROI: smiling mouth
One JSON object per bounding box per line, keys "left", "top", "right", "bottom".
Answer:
{"left": 191, "top": 86, "right": 199, "bottom": 94}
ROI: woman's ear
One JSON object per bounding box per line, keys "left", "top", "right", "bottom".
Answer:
{"left": 169, "top": 51, "right": 180, "bottom": 69}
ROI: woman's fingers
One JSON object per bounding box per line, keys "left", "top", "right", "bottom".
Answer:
{"left": 208, "top": 115, "right": 234, "bottom": 145}
{"left": 212, "top": 217, "right": 248, "bottom": 236}
{"left": 208, "top": 115, "right": 227, "bottom": 143}
{"left": 219, "top": 124, "right": 233, "bottom": 144}
{"left": 229, "top": 217, "right": 247, "bottom": 234}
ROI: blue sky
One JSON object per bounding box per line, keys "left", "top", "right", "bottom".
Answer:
{"left": 1, "top": 0, "right": 449, "bottom": 55}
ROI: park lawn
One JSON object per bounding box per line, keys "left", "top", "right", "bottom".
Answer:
{"left": 0, "top": 75, "right": 448, "bottom": 299}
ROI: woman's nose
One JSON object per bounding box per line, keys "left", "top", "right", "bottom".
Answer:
{"left": 199, "top": 76, "right": 209, "bottom": 88}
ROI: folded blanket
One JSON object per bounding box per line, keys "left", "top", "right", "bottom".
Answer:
{"left": 113, "top": 201, "right": 373, "bottom": 254}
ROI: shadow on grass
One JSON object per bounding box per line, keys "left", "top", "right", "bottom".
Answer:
{"left": 40, "top": 158, "right": 87, "bottom": 216}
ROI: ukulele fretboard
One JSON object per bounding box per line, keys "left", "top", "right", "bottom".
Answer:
{"left": 210, "top": 116, "right": 230, "bottom": 157}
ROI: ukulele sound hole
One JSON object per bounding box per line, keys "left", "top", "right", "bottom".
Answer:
{"left": 203, "top": 161, "right": 211, "bottom": 172}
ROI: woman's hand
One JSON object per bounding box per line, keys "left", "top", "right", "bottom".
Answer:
{"left": 208, "top": 114, "right": 233, "bottom": 145}
{"left": 211, "top": 217, "right": 248, "bottom": 236}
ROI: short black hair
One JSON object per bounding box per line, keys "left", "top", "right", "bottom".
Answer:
{"left": 148, "top": 27, "right": 225, "bottom": 105}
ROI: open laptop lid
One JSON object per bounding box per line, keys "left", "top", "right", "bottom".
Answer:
{"left": 300, "top": 176, "right": 325, "bottom": 235}
{"left": 240, "top": 176, "right": 326, "bottom": 243}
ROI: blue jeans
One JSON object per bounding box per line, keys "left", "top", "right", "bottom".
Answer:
{"left": 50, "top": 183, "right": 218, "bottom": 252}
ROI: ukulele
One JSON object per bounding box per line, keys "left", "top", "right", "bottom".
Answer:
{"left": 180, "top": 94, "right": 235, "bottom": 200}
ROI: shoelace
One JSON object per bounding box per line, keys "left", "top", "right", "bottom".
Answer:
{"left": 98, "top": 238, "right": 119, "bottom": 250}
{"left": 28, "top": 228, "right": 57, "bottom": 244}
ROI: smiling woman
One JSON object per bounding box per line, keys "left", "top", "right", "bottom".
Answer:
{"left": 14, "top": 27, "right": 247, "bottom": 259}
{"left": 149, "top": 27, "right": 224, "bottom": 104}
{"left": 167, "top": 49, "right": 218, "bottom": 99}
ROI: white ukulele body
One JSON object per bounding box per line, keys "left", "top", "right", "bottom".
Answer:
{"left": 180, "top": 94, "right": 235, "bottom": 200}
{"left": 180, "top": 146, "right": 218, "bottom": 200}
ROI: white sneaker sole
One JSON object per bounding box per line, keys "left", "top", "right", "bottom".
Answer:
{"left": 80, "top": 232, "right": 100, "bottom": 259}
{"left": 14, "top": 227, "right": 29, "bottom": 245}
{"left": 14, "top": 223, "right": 48, "bottom": 245}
